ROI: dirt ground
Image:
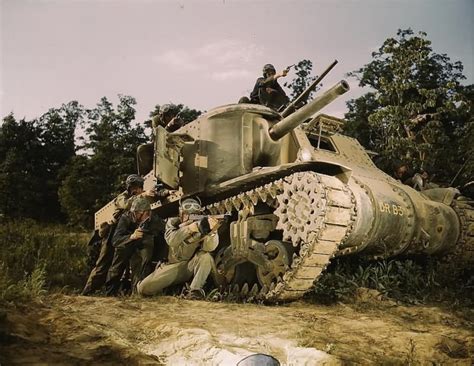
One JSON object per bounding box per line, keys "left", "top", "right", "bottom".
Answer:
{"left": 0, "top": 292, "right": 473, "bottom": 365}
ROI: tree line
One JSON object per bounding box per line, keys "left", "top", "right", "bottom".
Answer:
{"left": 0, "top": 96, "right": 201, "bottom": 227}
{"left": 1, "top": 29, "right": 472, "bottom": 228}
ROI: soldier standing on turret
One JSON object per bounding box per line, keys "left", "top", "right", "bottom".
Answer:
{"left": 136, "top": 104, "right": 184, "bottom": 176}
{"left": 250, "top": 64, "right": 290, "bottom": 111}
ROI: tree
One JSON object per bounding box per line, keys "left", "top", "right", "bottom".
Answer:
{"left": 59, "top": 95, "right": 147, "bottom": 227}
{"left": 0, "top": 102, "right": 82, "bottom": 221}
{"left": 345, "top": 29, "right": 473, "bottom": 183}
{"left": 284, "top": 59, "right": 317, "bottom": 101}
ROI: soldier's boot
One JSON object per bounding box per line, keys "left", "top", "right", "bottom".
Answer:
{"left": 185, "top": 288, "right": 205, "bottom": 300}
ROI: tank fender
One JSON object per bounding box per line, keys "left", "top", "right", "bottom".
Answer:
{"left": 304, "top": 161, "right": 352, "bottom": 184}
{"left": 421, "top": 187, "right": 460, "bottom": 206}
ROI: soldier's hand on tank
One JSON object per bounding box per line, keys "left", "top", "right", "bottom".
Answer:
{"left": 281, "top": 68, "right": 289, "bottom": 77}
{"left": 143, "top": 189, "right": 156, "bottom": 198}
{"left": 130, "top": 229, "right": 144, "bottom": 241}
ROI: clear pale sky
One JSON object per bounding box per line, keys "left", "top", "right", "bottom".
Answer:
{"left": 1, "top": 0, "right": 473, "bottom": 123}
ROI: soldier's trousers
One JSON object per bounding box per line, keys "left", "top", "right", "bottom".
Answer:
{"left": 105, "top": 237, "right": 154, "bottom": 296}
{"left": 82, "top": 237, "right": 114, "bottom": 294}
{"left": 137, "top": 251, "right": 214, "bottom": 296}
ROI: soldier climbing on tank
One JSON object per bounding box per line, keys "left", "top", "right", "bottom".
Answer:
{"left": 82, "top": 174, "right": 151, "bottom": 296}
{"left": 137, "top": 197, "right": 225, "bottom": 299}
{"left": 136, "top": 104, "right": 184, "bottom": 176}
{"left": 105, "top": 196, "right": 158, "bottom": 296}
{"left": 249, "top": 64, "right": 290, "bottom": 111}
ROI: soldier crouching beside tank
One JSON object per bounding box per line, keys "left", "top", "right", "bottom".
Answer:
{"left": 136, "top": 104, "right": 184, "bottom": 176}
{"left": 82, "top": 174, "right": 149, "bottom": 296}
{"left": 137, "top": 197, "right": 224, "bottom": 300}
{"left": 105, "top": 196, "right": 156, "bottom": 296}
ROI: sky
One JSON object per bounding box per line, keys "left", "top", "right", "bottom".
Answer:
{"left": 1, "top": 0, "right": 473, "bottom": 123}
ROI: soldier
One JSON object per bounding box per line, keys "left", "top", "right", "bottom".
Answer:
{"left": 392, "top": 161, "right": 411, "bottom": 182}
{"left": 137, "top": 104, "right": 184, "bottom": 176}
{"left": 105, "top": 196, "right": 156, "bottom": 296}
{"left": 81, "top": 174, "right": 147, "bottom": 296}
{"left": 137, "top": 197, "right": 222, "bottom": 299}
{"left": 250, "top": 64, "right": 289, "bottom": 111}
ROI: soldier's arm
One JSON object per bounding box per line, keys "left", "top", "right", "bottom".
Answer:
{"left": 112, "top": 214, "right": 137, "bottom": 247}
{"left": 111, "top": 191, "right": 129, "bottom": 222}
{"left": 258, "top": 70, "right": 288, "bottom": 88}
{"left": 165, "top": 218, "right": 200, "bottom": 248}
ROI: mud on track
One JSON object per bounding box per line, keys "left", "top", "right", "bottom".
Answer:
{"left": 1, "top": 293, "right": 473, "bottom": 365}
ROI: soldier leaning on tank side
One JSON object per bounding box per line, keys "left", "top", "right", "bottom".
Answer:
{"left": 105, "top": 196, "right": 157, "bottom": 296}
{"left": 137, "top": 197, "right": 225, "bottom": 299}
{"left": 136, "top": 104, "right": 184, "bottom": 176}
{"left": 81, "top": 174, "right": 149, "bottom": 296}
{"left": 249, "top": 64, "right": 289, "bottom": 111}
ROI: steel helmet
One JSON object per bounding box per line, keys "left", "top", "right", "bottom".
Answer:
{"left": 125, "top": 174, "right": 144, "bottom": 189}
{"left": 130, "top": 196, "right": 151, "bottom": 212}
{"left": 237, "top": 353, "right": 280, "bottom": 366}
{"left": 262, "top": 64, "right": 276, "bottom": 75}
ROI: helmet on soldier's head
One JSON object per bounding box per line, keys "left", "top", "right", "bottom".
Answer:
{"left": 130, "top": 196, "right": 151, "bottom": 212}
{"left": 159, "top": 104, "right": 172, "bottom": 116}
{"left": 125, "top": 174, "right": 144, "bottom": 189}
{"left": 262, "top": 64, "right": 276, "bottom": 76}
{"left": 179, "top": 197, "right": 202, "bottom": 214}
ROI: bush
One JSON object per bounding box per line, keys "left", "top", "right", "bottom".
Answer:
{"left": 0, "top": 220, "right": 90, "bottom": 303}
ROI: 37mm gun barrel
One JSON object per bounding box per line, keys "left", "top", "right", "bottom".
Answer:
{"left": 269, "top": 80, "right": 350, "bottom": 141}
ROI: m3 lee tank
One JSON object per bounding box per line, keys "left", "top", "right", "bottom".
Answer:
{"left": 96, "top": 80, "right": 474, "bottom": 302}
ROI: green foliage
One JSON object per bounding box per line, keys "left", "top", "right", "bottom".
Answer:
{"left": 311, "top": 256, "right": 472, "bottom": 305}
{"left": 59, "top": 95, "right": 147, "bottom": 227}
{"left": 0, "top": 102, "right": 81, "bottom": 221}
{"left": 0, "top": 220, "right": 90, "bottom": 304}
{"left": 345, "top": 29, "right": 473, "bottom": 183}
{"left": 0, "top": 262, "right": 46, "bottom": 303}
{"left": 284, "top": 59, "right": 317, "bottom": 101}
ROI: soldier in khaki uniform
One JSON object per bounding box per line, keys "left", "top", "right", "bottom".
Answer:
{"left": 81, "top": 174, "right": 146, "bottom": 295}
{"left": 136, "top": 104, "right": 184, "bottom": 176}
{"left": 137, "top": 197, "right": 221, "bottom": 299}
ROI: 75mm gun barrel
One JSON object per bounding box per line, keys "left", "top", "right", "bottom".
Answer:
{"left": 269, "top": 80, "right": 350, "bottom": 141}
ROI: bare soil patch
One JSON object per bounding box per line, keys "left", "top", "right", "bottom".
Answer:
{"left": 1, "top": 293, "right": 473, "bottom": 365}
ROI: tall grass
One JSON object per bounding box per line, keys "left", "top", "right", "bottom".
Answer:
{"left": 0, "top": 219, "right": 90, "bottom": 303}
{"left": 310, "top": 256, "right": 474, "bottom": 305}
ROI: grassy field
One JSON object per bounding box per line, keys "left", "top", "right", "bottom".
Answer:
{"left": 0, "top": 220, "right": 90, "bottom": 303}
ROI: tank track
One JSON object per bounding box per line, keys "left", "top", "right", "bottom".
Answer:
{"left": 207, "top": 171, "right": 356, "bottom": 302}
{"left": 451, "top": 198, "right": 474, "bottom": 267}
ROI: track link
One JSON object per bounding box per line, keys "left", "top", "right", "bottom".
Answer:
{"left": 208, "top": 171, "right": 355, "bottom": 302}
{"left": 451, "top": 198, "right": 474, "bottom": 267}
